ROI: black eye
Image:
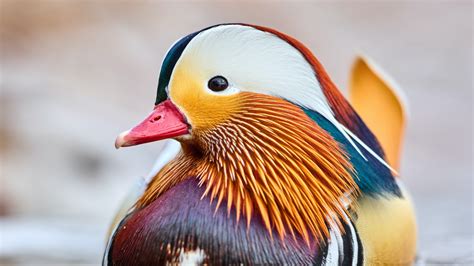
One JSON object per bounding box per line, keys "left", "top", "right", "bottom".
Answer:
{"left": 208, "top": 76, "right": 229, "bottom": 92}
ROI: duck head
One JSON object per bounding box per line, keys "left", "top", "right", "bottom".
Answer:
{"left": 114, "top": 24, "right": 366, "bottom": 244}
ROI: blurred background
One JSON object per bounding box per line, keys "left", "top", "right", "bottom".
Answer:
{"left": 0, "top": 1, "right": 472, "bottom": 265}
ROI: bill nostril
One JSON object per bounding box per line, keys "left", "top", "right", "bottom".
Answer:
{"left": 149, "top": 115, "right": 162, "bottom": 123}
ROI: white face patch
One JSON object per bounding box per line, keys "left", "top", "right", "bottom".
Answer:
{"left": 173, "top": 24, "right": 335, "bottom": 122}
{"left": 170, "top": 24, "right": 389, "bottom": 167}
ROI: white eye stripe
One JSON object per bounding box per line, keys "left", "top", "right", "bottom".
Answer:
{"left": 172, "top": 24, "right": 390, "bottom": 173}
{"left": 179, "top": 24, "right": 331, "bottom": 114}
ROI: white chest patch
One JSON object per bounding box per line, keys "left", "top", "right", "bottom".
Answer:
{"left": 178, "top": 248, "right": 206, "bottom": 266}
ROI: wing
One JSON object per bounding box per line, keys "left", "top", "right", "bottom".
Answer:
{"left": 349, "top": 56, "right": 408, "bottom": 171}
{"left": 349, "top": 57, "right": 416, "bottom": 264}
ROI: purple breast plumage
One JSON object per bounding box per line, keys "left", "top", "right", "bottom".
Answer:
{"left": 107, "top": 178, "right": 317, "bottom": 265}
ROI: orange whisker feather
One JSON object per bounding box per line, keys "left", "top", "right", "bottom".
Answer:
{"left": 135, "top": 93, "right": 358, "bottom": 244}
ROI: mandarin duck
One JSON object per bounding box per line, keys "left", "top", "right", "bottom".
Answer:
{"left": 104, "top": 24, "right": 417, "bottom": 265}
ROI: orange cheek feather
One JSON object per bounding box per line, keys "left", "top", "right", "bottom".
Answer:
{"left": 139, "top": 86, "right": 358, "bottom": 245}
{"left": 168, "top": 66, "right": 241, "bottom": 132}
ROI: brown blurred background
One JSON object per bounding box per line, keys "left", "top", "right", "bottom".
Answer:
{"left": 0, "top": 1, "right": 472, "bottom": 265}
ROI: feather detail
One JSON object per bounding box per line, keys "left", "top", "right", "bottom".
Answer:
{"left": 136, "top": 92, "right": 358, "bottom": 244}
{"left": 247, "top": 24, "right": 390, "bottom": 170}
